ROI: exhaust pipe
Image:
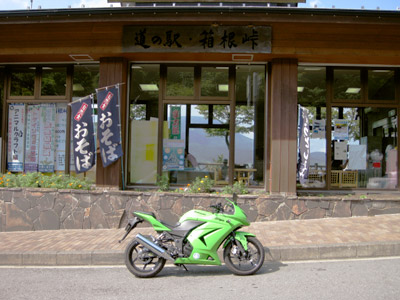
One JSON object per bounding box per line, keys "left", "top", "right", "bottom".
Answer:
{"left": 134, "top": 233, "right": 174, "bottom": 262}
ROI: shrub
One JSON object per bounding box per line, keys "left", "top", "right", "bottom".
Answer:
{"left": 221, "top": 181, "right": 249, "bottom": 195}
{"left": 0, "top": 172, "right": 92, "bottom": 190}
{"left": 156, "top": 174, "right": 170, "bottom": 191}
{"left": 186, "top": 176, "right": 214, "bottom": 193}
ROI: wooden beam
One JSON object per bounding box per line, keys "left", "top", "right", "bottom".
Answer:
{"left": 270, "top": 58, "right": 298, "bottom": 195}
{"left": 96, "top": 57, "right": 128, "bottom": 188}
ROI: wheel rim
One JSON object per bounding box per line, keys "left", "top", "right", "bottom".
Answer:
{"left": 128, "top": 245, "right": 163, "bottom": 273}
{"left": 227, "top": 241, "right": 261, "bottom": 272}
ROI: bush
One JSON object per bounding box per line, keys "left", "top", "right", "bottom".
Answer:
{"left": 156, "top": 174, "right": 170, "bottom": 191}
{"left": 221, "top": 181, "right": 249, "bottom": 195}
{"left": 0, "top": 172, "right": 92, "bottom": 190}
{"left": 186, "top": 176, "right": 214, "bottom": 193}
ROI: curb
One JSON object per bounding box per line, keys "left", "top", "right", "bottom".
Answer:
{"left": 1, "top": 242, "right": 400, "bottom": 266}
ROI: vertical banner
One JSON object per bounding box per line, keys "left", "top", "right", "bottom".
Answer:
{"left": 169, "top": 106, "right": 181, "bottom": 139}
{"left": 39, "top": 104, "right": 56, "bottom": 173}
{"left": 55, "top": 104, "right": 67, "bottom": 171}
{"left": 7, "top": 103, "right": 25, "bottom": 172}
{"left": 298, "top": 106, "right": 310, "bottom": 185}
{"left": 25, "top": 105, "right": 40, "bottom": 172}
{"left": 96, "top": 86, "right": 123, "bottom": 167}
{"left": 71, "top": 96, "right": 96, "bottom": 173}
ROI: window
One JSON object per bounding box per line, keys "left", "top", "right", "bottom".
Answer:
{"left": 235, "top": 65, "right": 265, "bottom": 187}
{"left": 297, "top": 66, "right": 327, "bottom": 188}
{"left": 127, "top": 64, "right": 266, "bottom": 187}
{"left": 331, "top": 107, "right": 397, "bottom": 189}
{"left": 10, "top": 67, "right": 35, "bottom": 97}
{"left": 368, "top": 69, "right": 395, "bottom": 101}
{"left": 128, "top": 64, "right": 160, "bottom": 184}
{"left": 201, "top": 67, "right": 229, "bottom": 98}
{"left": 298, "top": 66, "right": 399, "bottom": 191}
{"left": 333, "top": 69, "right": 361, "bottom": 101}
{"left": 166, "top": 66, "right": 194, "bottom": 97}
{"left": 41, "top": 67, "right": 67, "bottom": 96}
{"left": 4, "top": 64, "right": 99, "bottom": 177}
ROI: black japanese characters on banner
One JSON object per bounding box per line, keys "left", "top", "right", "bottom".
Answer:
{"left": 71, "top": 96, "right": 96, "bottom": 173}
{"left": 96, "top": 86, "right": 123, "bottom": 167}
{"left": 298, "top": 106, "right": 310, "bottom": 185}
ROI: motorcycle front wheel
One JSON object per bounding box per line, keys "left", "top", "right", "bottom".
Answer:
{"left": 224, "top": 236, "right": 265, "bottom": 276}
{"left": 125, "top": 240, "right": 166, "bottom": 278}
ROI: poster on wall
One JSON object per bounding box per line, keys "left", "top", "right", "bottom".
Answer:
{"left": 312, "top": 120, "right": 326, "bottom": 139}
{"left": 71, "top": 96, "right": 96, "bottom": 173}
{"left": 163, "top": 139, "right": 185, "bottom": 171}
{"left": 38, "top": 104, "right": 56, "bottom": 173}
{"left": 25, "top": 105, "right": 41, "bottom": 172}
{"left": 169, "top": 106, "right": 181, "bottom": 139}
{"left": 7, "top": 103, "right": 25, "bottom": 172}
{"left": 348, "top": 144, "right": 367, "bottom": 170}
{"left": 130, "top": 119, "right": 159, "bottom": 184}
{"left": 96, "top": 86, "right": 123, "bottom": 167}
{"left": 333, "top": 119, "right": 349, "bottom": 140}
{"left": 297, "top": 106, "right": 310, "bottom": 185}
{"left": 55, "top": 104, "right": 67, "bottom": 171}
{"left": 334, "top": 141, "right": 348, "bottom": 160}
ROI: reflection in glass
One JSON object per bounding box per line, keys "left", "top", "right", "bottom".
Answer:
{"left": 368, "top": 70, "right": 395, "bottom": 101}
{"left": 333, "top": 69, "right": 361, "bottom": 100}
{"left": 331, "top": 107, "right": 397, "bottom": 189}
{"left": 73, "top": 64, "right": 99, "bottom": 98}
{"left": 201, "top": 67, "right": 229, "bottom": 97}
{"left": 235, "top": 65, "right": 265, "bottom": 186}
{"left": 41, "top": 67, "right": 67, "bottom": 96}
{"left": 298, "top": 66, "right": 326, "bottom": 107}
{"left": 166, "top": 67, "right": 194, "bottom": 97}
{"left": 10, "top": 67, "right": 35, "bottom": 96}
{"left": 130, "top": 64, "right": 160, "bottom": 102}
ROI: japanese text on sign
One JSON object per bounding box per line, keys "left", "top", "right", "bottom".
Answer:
{"left": 123, "top": 26, "right": 271, "bottom": 53}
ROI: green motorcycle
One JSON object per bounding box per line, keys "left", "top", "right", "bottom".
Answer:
{"left": 119, "top": 195, "right": 265, "bottom": 278}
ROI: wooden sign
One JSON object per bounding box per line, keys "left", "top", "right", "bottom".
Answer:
{"left": 123, "top": 26, "right": 271, "bottom": 53}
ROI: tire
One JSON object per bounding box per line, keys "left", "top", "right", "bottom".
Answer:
{"left": 224, "top": 236, "right": 265, "bottom": 276}
{"left": 125, "top": 240, "right": 166, "bottom": 278}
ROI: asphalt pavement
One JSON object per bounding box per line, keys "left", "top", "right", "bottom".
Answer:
{"left": 0, "top": 214, "right": 399, "bottom": 266}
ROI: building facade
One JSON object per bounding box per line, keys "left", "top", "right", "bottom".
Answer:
{"left": 0, "top": 1, "right": 399, "bottom": 195}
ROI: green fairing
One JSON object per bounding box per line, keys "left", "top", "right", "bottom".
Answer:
{"left": 174, "top": 200, "right": 250, "bottom": 265}
{"left": 224, "top": 231, "right": 256, "bottom": 251}
{"left": 134, "top": 212, "right": 171, "bottom": 232}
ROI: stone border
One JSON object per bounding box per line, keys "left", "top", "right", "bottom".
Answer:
{"left": 1, "top": 188, "right": 400, "bottom": 231}
{"left": 1, "top": 242, "right": 400, "bottom": 266}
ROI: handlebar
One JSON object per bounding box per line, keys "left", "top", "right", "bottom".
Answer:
{"left": 210, "top": 203, "right": 224, "bottom": 213}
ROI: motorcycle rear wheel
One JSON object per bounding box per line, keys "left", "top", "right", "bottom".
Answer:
{"left": 224, "top": 236, "right": 265, "bottom": 276}
{"left": 125, "top": 240, "right": 166, "bottom": 278}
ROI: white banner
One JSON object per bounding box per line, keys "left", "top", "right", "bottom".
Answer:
{"left": 39, "top": 104, "right": 56, "bottom": 173}
{"left": 25, "top": 105, "right": 41, "bottom": 172}
{"left": 55, "top": 104, "right": 67, "bottom": 171}
{"left": 7, "top": 103, "right": 25, "bottom": 172}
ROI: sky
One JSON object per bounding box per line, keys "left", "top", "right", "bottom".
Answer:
{"left": 0, "top": 0, "right": 399, "bottom": 11}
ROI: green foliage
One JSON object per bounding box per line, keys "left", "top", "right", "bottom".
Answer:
{"left": 186, "top": 176, "right": 214, "bottom": 193}
{"left": 221, "top": 181, "right": 249, "bottom": 195}
{"left": 0, "top": 172, "right": 93, "bottom": 190}
{"left": 156, "top": 174, "right": 170, "bottom": 192}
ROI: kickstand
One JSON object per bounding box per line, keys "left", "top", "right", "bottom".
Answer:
{"left": 177, "top": 264, "right": 188, "bottom": 272}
